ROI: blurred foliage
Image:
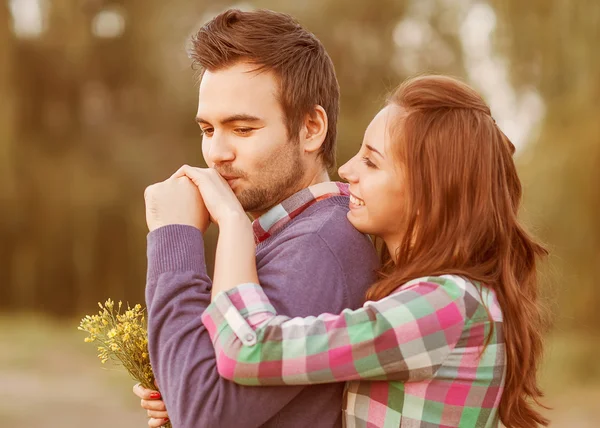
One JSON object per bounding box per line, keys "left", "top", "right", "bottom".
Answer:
{"left": 0, "top": 0, "right": 598, "bottom": 346}
{"left": 491, "top": 0, "right": 600, "bottom": 332}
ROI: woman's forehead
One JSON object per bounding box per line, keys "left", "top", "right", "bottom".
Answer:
{"left": 365, "top": 105, "right": 406, "bottom": 155}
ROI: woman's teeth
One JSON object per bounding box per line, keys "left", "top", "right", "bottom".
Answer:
{"left": 350, "top": 195, "right": 365, "bottom": 206}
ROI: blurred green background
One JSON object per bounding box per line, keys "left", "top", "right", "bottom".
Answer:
{"left": 1, "top": 0, "right": 598, "bottom": 426}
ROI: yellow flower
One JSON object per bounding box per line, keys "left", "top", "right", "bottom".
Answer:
{"left": 78, "top": 296, "right": 163, "bottom": 421}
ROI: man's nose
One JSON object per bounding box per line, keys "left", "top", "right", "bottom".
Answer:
{"left": 206, "top": 134, "right": 235, "bottom": 164}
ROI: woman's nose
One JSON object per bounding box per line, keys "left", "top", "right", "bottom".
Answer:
{"left": 338, "top": 157, "right": 356, "bottom": 183}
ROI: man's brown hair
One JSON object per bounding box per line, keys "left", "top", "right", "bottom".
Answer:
{"left": 189, "top": 9, "right": 340, "bottom": 170}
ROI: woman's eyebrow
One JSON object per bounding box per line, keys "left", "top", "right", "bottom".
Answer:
{"left": 366, "top": 144, "right": 384, "bottom": 158}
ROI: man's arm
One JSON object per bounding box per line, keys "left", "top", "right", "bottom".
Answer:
{"left": 146, "top": 225, "right": 305, "bottom": 428}
{"left": 146, "top": 225, "right": 354, "bottom": 427}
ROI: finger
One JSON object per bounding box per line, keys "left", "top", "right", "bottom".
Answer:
{"left": 147, "top": 409, "right": 169, "bottom": 419}
{"left": 148, "top": 417, "right": 170, "bottom": 428}
{"left": 133, "top": 383, "right": 161, "bottom": 400}
{"left": 170, "top": 164, "right": 186, "bottom": 179}
{"left": 174, "top": 165, "right": 208, "bottom": 188}
{"left": 141, "top": 398, "right": 167, "bottom": 411}
{"left": 144, "top": 184, "right": 155, "bottom": 201}
{"left": 171, "top": 164, "right": 198, "bottom": 179}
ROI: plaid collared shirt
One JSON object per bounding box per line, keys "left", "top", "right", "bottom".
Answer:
{"left": 202, "top": 275, "right": 506, "bottom": 427}
{"left": 252, "top": 181, "right": 350, "bottom": 244}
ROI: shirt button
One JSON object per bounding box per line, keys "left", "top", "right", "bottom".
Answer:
{"left": 245, "top": 333, "right": 255, "bottom": 342}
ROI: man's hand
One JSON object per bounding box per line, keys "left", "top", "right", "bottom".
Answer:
{"left": 144, "top": 176, "right": 210, "bottom": 233}
{"left": 133, "top": 383, "right": 170, "bottom": 428}
{"left": 171, "top": 165, "right": 246, "bottom": 227}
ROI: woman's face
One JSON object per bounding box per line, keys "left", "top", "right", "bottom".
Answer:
{"left": 338, "top": 105, "right": 407, "bottom": 242}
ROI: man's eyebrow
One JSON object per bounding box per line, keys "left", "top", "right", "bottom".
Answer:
{"left": 366, "top": 144, "right": 384, "bottom": 158}
{"left": 195, "top": 114, "right": 263, "bottom": 124}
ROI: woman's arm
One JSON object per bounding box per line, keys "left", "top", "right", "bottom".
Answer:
{"left": 212, "top": 212, "right": 258, "bottom": 300}
{"left": 170, "top": 165, "right": 259, "bottom": 298}
{"left": 202, "top": 276, "right": 473, "bottom": 386}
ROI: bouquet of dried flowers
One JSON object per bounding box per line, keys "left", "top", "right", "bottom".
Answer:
{"left": 78, "top": 299, "right": 171, "bottom": 428}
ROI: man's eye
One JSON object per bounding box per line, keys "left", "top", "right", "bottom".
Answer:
{"left": 235, "top": 128, "right": 254, "bottom": 135}
{"left": 201, "top": 128, "right": 214, "bottom": 136}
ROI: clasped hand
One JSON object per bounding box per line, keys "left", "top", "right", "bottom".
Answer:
{"left": 144, "top": 165, "right": 246, "bottom": 233}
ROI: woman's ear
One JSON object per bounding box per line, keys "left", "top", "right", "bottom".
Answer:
{"left": 301, "top": 105, "right": 328, "bottom": 154}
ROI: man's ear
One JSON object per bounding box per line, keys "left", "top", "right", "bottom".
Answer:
{"left": 301, "top": 105, "right": 328, "bottom": 154}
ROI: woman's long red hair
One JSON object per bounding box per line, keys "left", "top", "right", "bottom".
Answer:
{"left": 366, "top": 75, "right": 549, "bottom": 427}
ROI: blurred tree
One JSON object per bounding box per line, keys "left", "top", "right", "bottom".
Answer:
{"left": 0, "top": 0, "right": 17, "bottom": 309}
{"left": 491, "top": 0, "right": 600, "bottom": 330}
{"left": 258, "top": 0, "right": 469, "bottom": 168}
{"left": 0, "top": 0, "right": 508, "bottom": 318}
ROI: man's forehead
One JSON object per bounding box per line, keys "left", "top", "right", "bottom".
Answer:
{"left": 197, "top": 65, "right": 281, "bottom": 120}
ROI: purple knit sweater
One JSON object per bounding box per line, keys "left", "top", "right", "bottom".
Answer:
{"left": 146, "top": 196, "right": 379, "bottom": 428}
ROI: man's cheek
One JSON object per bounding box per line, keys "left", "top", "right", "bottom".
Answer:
{"left": 201, "top": 141, "right": 211, "bottom": 166}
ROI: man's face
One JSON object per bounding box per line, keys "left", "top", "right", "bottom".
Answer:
{"left": 196, "top": 62, "right": 305, "bottom": 216}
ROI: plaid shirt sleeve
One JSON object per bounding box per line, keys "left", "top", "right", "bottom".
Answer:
{"left": 201, "top": 276, "right": 470, "bottom": 386}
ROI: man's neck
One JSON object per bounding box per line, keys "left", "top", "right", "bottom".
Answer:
{"left": 307, "top": 168, "right": 331, "bottom": 188}
{"left": 248, "top": 169, "right": 331, "bottom": 220}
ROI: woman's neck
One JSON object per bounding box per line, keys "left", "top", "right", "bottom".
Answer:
{"left": 383, "top": 237, "right": 401, "bottom": 264}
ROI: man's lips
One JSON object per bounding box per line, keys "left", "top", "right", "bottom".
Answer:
{"left": 221, "top": 175, "right": 241, "bottom": 186}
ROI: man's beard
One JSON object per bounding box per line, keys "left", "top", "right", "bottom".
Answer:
{"left": 236, "top": 151, "right": 305, "bottom": 213}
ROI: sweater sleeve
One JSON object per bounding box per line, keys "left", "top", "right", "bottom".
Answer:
{"left": 146, "top": 225, "right": 304, "bottom": 428}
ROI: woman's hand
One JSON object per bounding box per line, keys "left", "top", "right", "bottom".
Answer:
{"left": 172, "top": 165, "right": 246, "bottom": 227}
{"left": 172, "top": 165, "right": 258, "bottom": 297}
{"left": 132, "top": 383, "right": 170, "bottom": 427}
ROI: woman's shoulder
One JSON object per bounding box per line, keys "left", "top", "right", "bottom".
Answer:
{"left": 397, "top": 275, "right": 503, "bottom": 323}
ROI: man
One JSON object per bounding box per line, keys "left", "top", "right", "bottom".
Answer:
{"left": 138, "top": 9, "right": 379, "bottom": 428}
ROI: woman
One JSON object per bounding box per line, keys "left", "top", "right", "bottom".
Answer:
{"left": 172, "top": 75, "right": 549, "bottom": 427}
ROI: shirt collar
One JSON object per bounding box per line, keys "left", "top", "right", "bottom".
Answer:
{"left": 252, "top": 182, "right": 349, "bottom": 244}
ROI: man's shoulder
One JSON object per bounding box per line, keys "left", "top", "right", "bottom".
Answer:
{"left": 256, "top": 196, "right": 378, "bottom": 315}
{"left": 260, "top": 196, "right": 369, "bottom": 250}
{"left": 257, "top": 195, "right": 379, "bottom": 286}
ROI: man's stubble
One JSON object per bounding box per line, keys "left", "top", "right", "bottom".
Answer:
{"left": 235, "top": 142, "right": 306, "bottom": 214}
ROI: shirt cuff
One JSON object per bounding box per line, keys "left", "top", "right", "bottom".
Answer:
{"left": 202, "top": 283, "right": 276, "bottom": 347}
{"left": 146, "top": 224, "right": 206, "bottom": 281}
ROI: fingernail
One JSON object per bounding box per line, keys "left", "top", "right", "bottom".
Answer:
{"left": 163, "top": 418, "right": 169, "bottom": 422}
{"left": 150, "top": 392, "right": 161, "bottom": 399}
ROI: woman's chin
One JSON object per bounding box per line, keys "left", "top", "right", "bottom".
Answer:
{"left": 346, "top": 211, "right": 370, "bottom": 234}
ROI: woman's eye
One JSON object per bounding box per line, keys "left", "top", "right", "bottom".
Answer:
{"left": 362, "top": 156, "right": 377, "bottom": 168}
{"left": 201, "top": 128, "right": 214, "bottom": 136}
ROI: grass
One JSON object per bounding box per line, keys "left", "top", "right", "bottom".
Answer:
{"left": 0, "top": 314, "right": 143, "bottom": 428}
{"left": 0, "top": 314, "right": 599, "bottom": 427}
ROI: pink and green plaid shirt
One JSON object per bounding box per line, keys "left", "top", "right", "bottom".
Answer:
{"left": 202, "top": 275, "right": 506, "bottom": 427}
{"left": 252, "top": 181, "right": 350, "bottom": 243}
